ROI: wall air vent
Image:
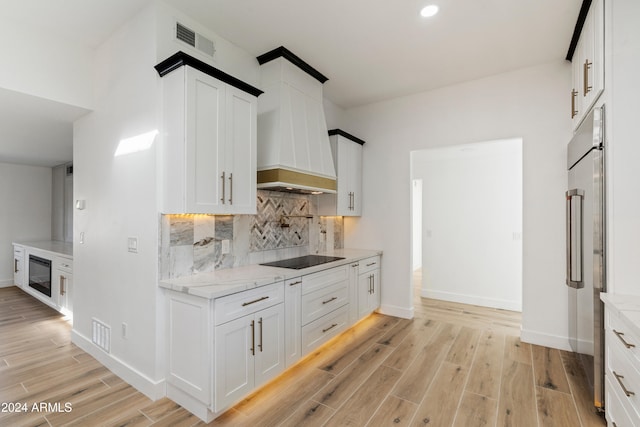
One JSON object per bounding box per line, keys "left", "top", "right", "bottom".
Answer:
{"left": 92, "top": 318, "right": 111, "bottom": 353}
{"left": 176, "top": 22, "right": 215, "bottom": 57}
{"left": 66, "top": 164, "right": 73, "bottom": 176}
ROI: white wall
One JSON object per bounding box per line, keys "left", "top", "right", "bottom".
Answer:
{"left": 0, "top": 19, "right": 93, "bottom": 109}
{"left": 413, "top": 139, "right": 522, "bottom": 311}
{"left": 0, "top": 163, "right": 52, "bottom": 286}
{"left": 72, "top": 4, "right": 164, "bottom": 397}
{"left": 345, "top": 61, "right": 572, "bottom": 350}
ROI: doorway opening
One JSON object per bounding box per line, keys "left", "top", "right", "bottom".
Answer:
{"left": 410, "top": 138, "right": 523, "bottom": 312}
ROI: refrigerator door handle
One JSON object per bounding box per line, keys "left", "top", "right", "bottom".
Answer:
{"left": 566, "top": 189, "right": 585, "bottom": 288}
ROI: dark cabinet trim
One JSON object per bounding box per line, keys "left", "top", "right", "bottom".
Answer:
{"left": 257, "top": 46, "right": 329, "bottom": 84}
{"left": 566, "top": 0, "right": 593, "bottom": 61}
{"left": 154, "top": 51, "right": 263, "bottom": 97}
{"left": 328, "top": 129, "right": 366, "bottom": 145}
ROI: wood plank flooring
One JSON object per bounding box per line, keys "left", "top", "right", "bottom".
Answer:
{"left": 0, "top": 282, "right": 605, "bottom": 426}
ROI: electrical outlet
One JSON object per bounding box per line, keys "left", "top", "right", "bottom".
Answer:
{"left": 122, "top": 322, "right": 128, "bottom": 339}
{"left": 221, "top": 239, "right": 230, "bottom": 254}
{"left": 127, "top": 237, "right": 138, "bottom": 253}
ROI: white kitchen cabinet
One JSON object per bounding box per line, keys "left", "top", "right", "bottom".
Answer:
{"left": 603, "top": 299, "right": 640, "bottom": 426}
{"left": 358, "top": 256, "right": 381, "bottom": 318}
{"left": 571, "top": 0, "right": 604, "bottom": 129}
{"left": 214, "top": 302, "right": 285, "bottom": 411}
{"left": 13, "top": 244, "right": 25, "bottom": 288}
{"left": 347, "top": 261, "right": 360, "bottom": 325}
{"left": 284, "top": 276, "right": 302, "bottom": 367}
{"left": 318, "top": 130, "right": 364, "bottom": 216}
{"left": 53, "top": 256, "right": 73, "bottom": 316}
{"left": 160, "top": 62, "right": 258, "bottom": 214}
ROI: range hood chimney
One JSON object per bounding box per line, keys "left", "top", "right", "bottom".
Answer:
{"left": 256, "top": 47, "right": 337, "bottom": 194}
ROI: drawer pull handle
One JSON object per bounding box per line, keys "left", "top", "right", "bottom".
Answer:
{"left": 366, "top": 262, "right": 377, "bottom": 267}
{"left": 322, "top": 323, "right": 338, "bottom": 333}
{"left": 250, "top": 320, "right": 255, "bottom": 356}
{"left": 14, "top": 259, "right": 18, "bottom": 273}
{"left": 613, "top": 371, "right": 635, "bottom": 397}
{"left": 289, "top": 280, "right": 302, "bottom": 286}
{"left": 242, "top": 296, "right": 269, "bottom": 307}
{"left": 322, "top": 296, "right": 338, "bottom": 305}
{"left": 613, "top": 330, "right": 636, "bottom": 348}
{"left": 258, "top": 317, "right": 263, "bottom": 352}
{"left": 351, "top": 263, "right": 359, "bottom": 268}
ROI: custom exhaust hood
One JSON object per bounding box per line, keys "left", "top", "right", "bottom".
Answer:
{"left": 256, "top": 47, "right": 337, "bottom": 194}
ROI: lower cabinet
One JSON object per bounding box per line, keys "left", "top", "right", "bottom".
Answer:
{"left": 13, "top": 245, "right": 25, "bottom": 288}
{"left": 214, "top": 303, "right": 285, "bottom": 411}
{"left": 284, "top": 277, "right": 303, "bottom": 367}
{"left": 53, "top": 256, "right": 73, "bottom": 315}
{"left": 357, "top": 256, "right": 381, "bottom": 318}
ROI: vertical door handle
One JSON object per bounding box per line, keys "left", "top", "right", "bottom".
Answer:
{"left": 228, "top": 173, "right": 233, "bottom": 204}
{"left": 14, "top": 259, "right": 18, "bottom": 273}
{"left": 220, "top": 171, "right": 226, "bottom": 204}
{"left": 60, "top": 276, "right": 66, "bottom": 296}
{"left": 571, "top": 89, "right": 578, "bottom": 118}
{"left": 566, "top": 189, "right": 584, "bottom": 288}
{"left": 583, "top": 60, "right": 592, "bottom": 96}
{"left": 250, "top": 320, "right": 255, "bottom": 355}
{"left": 258, "top": 317, "right": 263, "bottom": 352}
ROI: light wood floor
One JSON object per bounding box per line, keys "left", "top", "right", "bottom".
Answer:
{"left": 0, "top": 283, "right": 606, "bottom": 426}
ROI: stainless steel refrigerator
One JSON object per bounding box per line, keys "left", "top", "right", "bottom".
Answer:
{"left": 566, "top": 104, "right": 606, "bottom": 411}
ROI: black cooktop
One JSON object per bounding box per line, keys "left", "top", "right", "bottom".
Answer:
{"left": 261, "top": 255, "right": 345, "bottom": 270}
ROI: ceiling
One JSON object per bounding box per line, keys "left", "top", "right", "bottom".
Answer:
{"left": 0, "top": 0, "right": 582, "bottom": 167}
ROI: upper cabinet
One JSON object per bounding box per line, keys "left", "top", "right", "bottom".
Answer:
{"left": 156, "top": 52, "right": 262, "bottom": 214}
{"left": 570, "top": 0, "right": 604, "bottom": 130}
{"left": 318, "top": 129, "right": 365, "bottom": 217}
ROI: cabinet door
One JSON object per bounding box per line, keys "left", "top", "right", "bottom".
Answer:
{"left": 348, "top": 262, "right": 359, "bottom": 325}
{"left": 214, "top": 315, "right": 254, "bottom": 411}
{"left": 57, "top": 271, "right": 73, "bottom": 315}
{"left": 348, "top": 141, "right": 363, "bottom": 216}
{"left": 284, "top": 277, "right": 302, "bottom": 367}
{"left": 185, "top": 67, "right": 226, "bottom": 213}
{"left": 225, "top": 86, "right": 257, "bottom": 214}
{"left": 336, "top": 138, "right": 351, "bottom": 215}
{"left": 254, "top": 304, "right": 285, "bottom": 387}
{"left": 370, "top": 269, "right": 381, "bottom": 311}
{"left": 357, "top": 272, "right": 372, "bottom": 318}
{"left": 13, "top": 255, "right": 24, "bottom": 288}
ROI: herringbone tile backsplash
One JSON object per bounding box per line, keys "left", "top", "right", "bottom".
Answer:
{"left": 160, "top": 190, "right": 344, "bottom": 278}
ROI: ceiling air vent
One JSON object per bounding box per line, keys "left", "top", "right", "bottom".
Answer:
{"left": 176, "top": 22, "right": 215, "bottom": 57}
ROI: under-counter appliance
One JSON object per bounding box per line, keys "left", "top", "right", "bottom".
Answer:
{"left": 261, "top": 255, "right": 344, "bottom": 269}
{"left": 565, "top": 104, "right": 605, "bottom": 411}
{"left": 29, "top": 255, "right": 52, "bottom": 298}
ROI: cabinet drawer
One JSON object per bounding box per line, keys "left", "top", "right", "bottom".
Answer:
{"left": 56, "top": 257, "right": 73, "bottom": 273}
{"left": 358, "top": 256, "right": 380, "bottom": 274}
{"left": 606, "top": 374, "right": 639, "bottom": 427}
{"left": 214, "top": 282, "right": 284, "bottom": 325}
{"left": 607, "top": 309, "right": 640, "bottom": 367}
{"left": 302, "top": 265, "right": 348, "bottom": 295}
{"left": 301, "top": 281, "right": 348, "bottom": 325}
{"left": 13, "top": 246, "right": 25, "bottom": 257}
{"left": 301, "top": 305, "right": 348, "bottom": 356}
{"left": 607, "top": 334, "right": 640, "bottom": 417}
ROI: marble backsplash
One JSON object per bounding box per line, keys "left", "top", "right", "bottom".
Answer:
{"left": 160, "top": 190, "right": 344, "bottom": 279}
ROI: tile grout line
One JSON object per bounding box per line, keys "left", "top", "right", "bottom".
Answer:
{"left": 450, "top": 329, "right": 483, "bottom": 427}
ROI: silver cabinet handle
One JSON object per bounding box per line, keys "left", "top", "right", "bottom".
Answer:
{"left": 250, "top": 320, "right": 255, "bottom": 356}
{"left": 565, "top": 189, "right": 584, "bottom": 288}
{"left": 351, "top": 263, "right": 359, "bottom": 268}
{"left": 322, "top": 296, "right": 338, "bottom": 305}
{"left": 613, "top": 330, "right": 636, "bottom": 349}
{"left": 322, "top": 323, "right": 338, "bottom": 333}
{"left": 60, "top": 275, "right": 66, "bottom": 296}
{"left": 228, "top": 172, "right": 233, "bottom": 204}
{"left": 14, "top": 259, "right": 18, "bottom": 273}
{"left": 366, "top": 262, "right": 377, "bottom": 267}
{"left": 220, "top": 171, "right": 226, "bottom": 204}
{"left": 258, "top": 317, "right": 263, "bottom": 352}
{"left": 613, "top": 371, "right": 635, "bottom": 397}
{"left": 583, "top": 59, "right": 592, "bottom": 96}
{"left": 289, "top": 280, "right": 302, "bottom": 286}
{"left": 242, "top": 296, "right": 269, "bottom": 307}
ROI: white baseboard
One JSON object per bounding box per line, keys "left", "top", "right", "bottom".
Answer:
{"left": 0, "top": 279, "right": 14, "bottom": 288}
{"left": 71, "top": 329, "right": 165, "bottom": 400}
{"left": 379, "top": 303, "right": 414, "bottom": 319}
{"left": 520, "top": 328, "right": 572, "bottom": 351}
{"left": 421, "top": 289, "right": 522, "bottom": 312}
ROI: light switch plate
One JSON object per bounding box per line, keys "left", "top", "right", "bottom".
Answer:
{"left": 128, "top": 237, "right": 138, "bottom": 253}
{"left": 221, "top": 239, "right": 230, "bottom": 254}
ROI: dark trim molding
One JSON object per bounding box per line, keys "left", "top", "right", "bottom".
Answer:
{"left": 154, "top": 51, "right": 263, "bottom": 97}
{"left": 566, "top": 0, "right": 593, "bottom": 61}
{"left": 328, "top": 129, "right": 366, "bottom": 145}
{"left": 257, "top": 46, "right": 329, "bottom": 84}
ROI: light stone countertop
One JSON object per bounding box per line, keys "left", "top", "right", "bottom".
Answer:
{"left": 160, "top": 248, "right": 382, "bottom": 300}
{"left": 14, "top": 240, "right": 73, "bottom": 258}
{"left": 601, "top": 293, "right": 640, "bottom": 338}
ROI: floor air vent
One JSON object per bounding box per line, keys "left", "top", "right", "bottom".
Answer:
{"left": 176, "top": 22, "right": 215, "bottom": 57}
{"left": 92, "top": 318, "right": 111, "bottom": 353}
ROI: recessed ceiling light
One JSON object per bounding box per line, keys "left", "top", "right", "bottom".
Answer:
{"left": 420, "top": 5, "right": 439, "bottom": 17}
